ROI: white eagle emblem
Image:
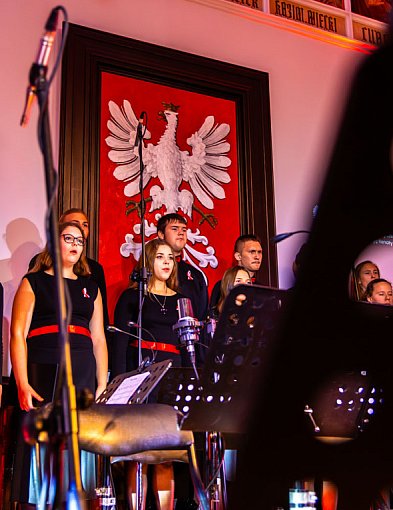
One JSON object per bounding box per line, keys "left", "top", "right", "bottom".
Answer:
{"left": 105, "top": 100, "right": 232, "bottom": 219}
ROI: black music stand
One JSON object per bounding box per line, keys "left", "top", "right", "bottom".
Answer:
{"left": 159, "top": 284, "right": 288, "bottom": 433}
{"left": 305, "top": 369, "right": 383, "bottom": 443}
{"left": 96, "top": 359, "right": 173, "bottom": 405}
{"left": 95, "top": 359, "right": 173, "bottom": 509}
{"left": 157, "top": 285, "right": 288, "bottom": 508}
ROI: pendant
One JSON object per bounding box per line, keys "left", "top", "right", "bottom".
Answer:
{"left": 160, "top": 306, "right": 168, "bottom": 315}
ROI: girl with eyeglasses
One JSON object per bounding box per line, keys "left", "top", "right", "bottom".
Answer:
{"left": 9, "top": 221, "right": 108, "bottom": 507}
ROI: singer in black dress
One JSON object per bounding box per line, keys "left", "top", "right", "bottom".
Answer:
{"left": 112, "top": 288, "right": 187, "bottom": 376}
{"left": 10, "top": 222, "right": 108, "bottom": 505}
{"left": 112, "top": 238, "right": 185, "bottom": 510}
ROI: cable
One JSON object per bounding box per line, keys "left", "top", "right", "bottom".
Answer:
{"left": 205, "top": 434, "right": 226, "bottom": 493}
{"left": 127, "top": 319, "right": 159, "bottom": 344}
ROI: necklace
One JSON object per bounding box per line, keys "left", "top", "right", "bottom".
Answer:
{"left": 151, "top": 292, "right": 168, "bottom": 314}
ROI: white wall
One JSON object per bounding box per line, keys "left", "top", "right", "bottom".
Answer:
{"left": 0, "top": 0, "right": 370, "bottom": 374}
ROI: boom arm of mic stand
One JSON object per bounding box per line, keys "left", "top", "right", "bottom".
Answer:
{"left": 271, "top": 230, "right": 310, "bottom": 243}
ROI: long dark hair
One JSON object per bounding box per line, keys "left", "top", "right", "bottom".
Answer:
{"left": 29, "top": 222, "right": 90, "bottom": 276}
{"left": 352, "top": 260, "right": 380, "bottom": 301}
{"left": 217, "top": 266, "right": 251, "bottom": 314}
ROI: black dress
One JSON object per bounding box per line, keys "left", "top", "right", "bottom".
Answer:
{"left": 111, "top": 288, "right": 187, "bottom": 378}
{"left": 29, "top": 252, "right": 112, "bottom": 372}
{"left": 25, "top": 271, "right": 98, "bottom": 395}
{"left": 112, "top": 288, "right": 199, "bottom": 506}
{"left": 11, "top": 270, "right": 99, "bottom": 504}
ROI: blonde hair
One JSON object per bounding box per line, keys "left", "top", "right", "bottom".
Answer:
{"left": 29, "top": 222, "right": 90, "bottom": 277}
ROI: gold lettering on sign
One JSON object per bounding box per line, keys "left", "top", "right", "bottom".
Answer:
{"left": 271, "top": 0, "right": 346, "bottom": 35}
{"left": 352, "top": 21, "right": 388, "bottom": 45}
{"left": 226, "top": 0, "right": 263, "bottom": 9}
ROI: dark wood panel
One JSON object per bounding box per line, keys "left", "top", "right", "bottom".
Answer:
{"left": 58, "top": 23, "right": 277, "bottom": 286}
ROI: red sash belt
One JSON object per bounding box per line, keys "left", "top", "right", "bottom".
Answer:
{"left": 27, "top": 325, "right": 91, "bottom": 339}
{"left": 129, "top": 339, "right": 180, "bottom": 354}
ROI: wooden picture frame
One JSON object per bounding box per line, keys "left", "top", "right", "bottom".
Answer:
{"left": 58, "top": 23, "right": 277, "bottom": 296}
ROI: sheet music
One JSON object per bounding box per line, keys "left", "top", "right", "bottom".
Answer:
{"left": 106, "top": 372, "right": 150, "bottom": 404}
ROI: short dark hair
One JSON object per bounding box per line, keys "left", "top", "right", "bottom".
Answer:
{"left": 234, "top": 234, "right": 261, "bottom": 254}
{"left": 157, "top": 213, "right": 187, "bottom": 235}
{"left": 59, "top": 208, "right": 88, "bottom": 223}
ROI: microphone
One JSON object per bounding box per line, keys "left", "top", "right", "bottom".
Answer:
{"left": 134, "top": 111, "right": 146, "bottom": 147}
{"left": 107, "top": 325, "right": 156, "bottom": 369}
{"left": 106, "top": 325, "right": 141, "bottom": 341}
{"left": 270, "top": 230, "right": 310, "bottom": 243}
{"left": 20, "top": 7, "right": 60, "bottom": 127}
{"left": 127, "top": 320, "right": 160, "bottom": 355}
{"left": 137, "top": 112, "right": 145, "bottom": 124}
{"left": 172, "top": 298, "right": 202, "bottom": 378}
{"left": 127, "top": 320, "right": 158, "bottom": 340}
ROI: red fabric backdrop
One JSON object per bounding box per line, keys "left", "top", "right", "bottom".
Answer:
{"left": 99, "top": 72, "right": 240, "bottom": 321}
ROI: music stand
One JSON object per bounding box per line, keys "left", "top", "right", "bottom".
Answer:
{"left": 94, "top": 359, "right": 173, "bottom": 509}
{"left": 96, "top": 359, "right": 173, "bottom": 405}
{"left": 305, "top": 369, "right": 383, "bottom": 443}
{"left": 157, "top": 285, "right": 288, "bottom": 508}
{"left": 158, "top": 284, "right": 288, "bottom": 434}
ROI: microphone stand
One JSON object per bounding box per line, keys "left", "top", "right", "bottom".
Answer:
{"left": 172, "top": 299, "right": 228, "bottom": 508}
{"left": 134, "top": 114, "right": 149, "bottom": 510}
{"left": 134, "top": 114, "right": 148, "bottom": 367}
{"left": 33, "top": 43, "right": 86, "bottom": 510}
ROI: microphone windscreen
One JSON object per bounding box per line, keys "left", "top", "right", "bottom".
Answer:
{"left": 177, "top": 297, "right": 194, "bottom": 319}
{"left": 45, "top": 8, "right": 59, "bottom": 31}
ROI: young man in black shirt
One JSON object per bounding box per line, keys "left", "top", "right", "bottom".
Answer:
{"left": 157, "top": 213, "right": 208, "bottom": 509}
{"left": 157, "top": 213, "right": 208, "bottom": 322}
{"left": 209, "top": 234, "right": 263, "bottom": 312}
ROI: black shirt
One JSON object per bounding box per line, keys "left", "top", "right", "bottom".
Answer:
{"left": 111, "top": 288, "right": 186, "bottom": 378}
{"left": 29, "top": 253, "right": 109, "bottom": 329}
{"left": 177, "top": 259, "right": 208, "bottom": 321}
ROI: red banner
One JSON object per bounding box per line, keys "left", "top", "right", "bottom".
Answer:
{"left": 99, "top": 72, "right": 240, "bottom": 320}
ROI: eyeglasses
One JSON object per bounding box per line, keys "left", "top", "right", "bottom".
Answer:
{"left": 61, "top": 234, "right": 85, "bottom": 246}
